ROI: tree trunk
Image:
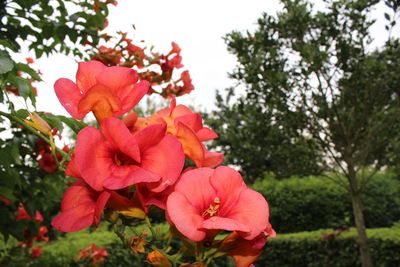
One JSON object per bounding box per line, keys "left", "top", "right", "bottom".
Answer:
{"left": 347, "top": 165, "right": 373, "bottom": 267}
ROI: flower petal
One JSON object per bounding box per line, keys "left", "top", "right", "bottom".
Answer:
{"left": 225, "top": 189, "right": 270, "bottom": 240}
{"left": 196, "top": 127, "right": 218, "bottom": 141}
{"left": 101, "top": 117, "right": 141, "bottom": 162}
{"left": 65, "top": 154, "right": 81, "bottom": 178}
{"left": 76, "top": 60, "right": 106, "bottom": 93}
{"left": 167, "top": 192, "right": 206, "bottom": 241}
{"left": 52, "top": 205, "right": 95, "bottom": 232}
{"left": 75, "top": 126, "right": 112, "bottom": 191}
{"left": 201, "top": 216, "right": 249, "bottom": 233}
{"left": 174, "top": 113, "right": 203, "bottom": 132}
{"left": 52, "top": 180, "right": 98, "bottom": 232}
{"left": 174, "top": 168, "right": 215, "bottom": 212}
{"left": 94, "top": 191, "right": 111, "bottom": 224}
{"left": 210, "top": 166, "right": 246, "bottom": 215}
{"left": 171, "top": 104, "right": 192, "bottom": 118}
{"left": 141, "top": 135, "right": 184, "bottom": 192}
{"left": 54, "top": 78, "right": 85, "bottom": 119}
{"left": 133, "top": 123, "right": 167, "bottom": 151}
{"left": 175, "top": 122, "right": 204, "bottom": 167}
{"left": 103, "top": 166, "right": 160, "bottom": 190}
{"left": 202, "top": 150, "right": 224, "bottom": 168}
{"left": 96, "top": 65, "right": 138, "bottom": 94}
{"left": 78, "top": 84, "right": 122, "bottom": 121}
{"left": 116, "top": 80, "right": 150, "bottom": 116}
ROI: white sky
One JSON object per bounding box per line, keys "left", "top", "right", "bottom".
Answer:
{"left": 11, "top": 0, "right": 398, "bottom": 116}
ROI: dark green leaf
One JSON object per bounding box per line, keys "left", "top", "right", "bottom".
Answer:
{"left": 0, "top": 56, "right": 14, "bottom": 74}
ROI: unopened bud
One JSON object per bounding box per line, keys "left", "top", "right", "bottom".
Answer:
{"left": 25, "top": 113, "right": 51, "bottom": 135}
{"left": 147, "top": 250, "right": 172, "bottom": 267}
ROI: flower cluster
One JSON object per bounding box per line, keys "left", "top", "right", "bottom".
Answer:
{"left": 77, "top": 243, "right": 108, "bottom": 266}
{"left": 86, "top": 31, "right": 194, "bottom": 98}
{"left": 15, "top": 204, "right": 49, "bottom": 258}
{"left": 52, "top": 60, "right": 273, "bottom": 266}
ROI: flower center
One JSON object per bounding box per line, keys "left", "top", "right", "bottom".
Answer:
{"left": 202, "top": 197, "right": 220, "bottom": 218}
{"left": 113, "top": 152, "right": 135, "bottom": 166}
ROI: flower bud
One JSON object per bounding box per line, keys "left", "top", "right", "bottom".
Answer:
{"left": 147, "top": 250, "right": 172, "bottom": 267}
{"left": 25, "top": 113, "right": 51, "bottom": 135}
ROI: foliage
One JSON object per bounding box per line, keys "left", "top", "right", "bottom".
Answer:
{"left": 258, "top": 226, "right": 400, "bottom": 267}
{"left": 252, "top": 172, "right": 400, "bottom": 233}
{"left": 1, "top": 0, "right": 112, "bottom": 58}
{"left": 208, "top": 0, "right": 400, "bottom": 265}
{"left": 5, "top": 225, "right": 400, "bottom": 267}
{"left": 205, "top": 97, "right": 323, "bottom": 181}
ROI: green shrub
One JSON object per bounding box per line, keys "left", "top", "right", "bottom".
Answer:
{"left": 11, "top": 226, "right": 400, "bottom": 267}
{"left": 252, "top": 171, "right": 400, "bottom": 233}
{"left": 259, "top": 226, "right": 400, "bottom": 267}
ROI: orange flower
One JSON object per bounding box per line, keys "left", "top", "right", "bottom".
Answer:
{"left": 219, "top": 223, "right": 276, "bottom": 267}
{"left": 124, "top": 98, "right": 223, "bottom": 168}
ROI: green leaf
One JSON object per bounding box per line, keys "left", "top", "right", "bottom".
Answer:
{"left": 9, "top": 143, "right": 21, "bottom": 165}
{"left": 0, "top": 56, "right": 14, "bottom": 74}
{"left": 0, "top": 150, "right": 13, "bottom": 166}
{"left": 7, "top": 75, "right": 33, "bottom": 100}
{"left": 0, "top": 168, "right": 21, "bottom": 188}
{"left": 15, "top": 63, "right": 42, "bottom": 81}
{"left": 0, "top": 187, "right": 16, "bottom": 203}
{"left": 15, "top": 109, "right": 30, "bottom": 120}
{"left": 45, "top": 115, "right": 64, "bottom": 132}
{"left": 57, "top": 115, "right": 87, "bottom": 133}
{"left": 0, "top": 39, "right": 19, "bottom": 52}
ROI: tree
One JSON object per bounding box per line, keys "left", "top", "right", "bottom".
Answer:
{"left": 206, "top": 91, "right": 323, "bottom": 180}
{"left": 208, "top": 0, "right": 400, "bottom": 266}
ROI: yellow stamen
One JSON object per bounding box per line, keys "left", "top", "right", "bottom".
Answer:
{"left": 202, "top": 197, "right": 220, "bottom": 218}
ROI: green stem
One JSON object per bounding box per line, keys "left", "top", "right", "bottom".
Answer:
{"left": 0, "top": 111, "right": 69, "bottom": 159}
{"left": 145, "top": 216, "right": 157, "bottom": 240}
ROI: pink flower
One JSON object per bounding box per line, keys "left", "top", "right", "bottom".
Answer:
{"left": 73, "top": 117, "right": 184, "bottom": 192}
{"left": 54, "top": 60, "right": 149, "bottom": 122}
{"left": 166, "top": 167, "right": 270, "bottom": 242}
{"left": 51, "top": 180, "right": 110, "bottom": 232}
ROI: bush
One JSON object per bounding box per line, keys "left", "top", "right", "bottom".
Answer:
{"left": 252, "top": 171, "right": 400, "bottom": 233}
{"left": 259, "top": 226, "right": 400, "bottom": 267}
{"left": 9, "top": 226, "right": 400, "bottom": 267}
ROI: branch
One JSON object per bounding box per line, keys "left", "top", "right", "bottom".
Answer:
{"left": 0, "top": 110, "right": 69, "bottom": 159}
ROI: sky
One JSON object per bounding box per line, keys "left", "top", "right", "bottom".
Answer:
{"left": 10, "top": 0, "right": 398, "bottom": 116}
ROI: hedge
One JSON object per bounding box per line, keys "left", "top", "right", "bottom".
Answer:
{"left": 6, "top": 225, "right": 399, "bottom": 267}
{"left": 259, "top": 226, "right": 400, "bottom": 267}
{"left": 252, "top": 171, "right": 400, "bottom": 233}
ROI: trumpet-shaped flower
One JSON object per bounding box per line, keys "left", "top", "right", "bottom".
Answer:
{"left": 73, "top": 117, "right": 184, "bottom": 192}
{"left": 124, "top": 98, "right": 223, "bottom": 168}
{"left": 219, "top": 223, "right": 276, "bottom": 267}
{"left": 51, "top": 180, "right": 110, "bottom": 232}
{"left": 166, "top": 167, "right": 270, "bottom": 242}
{"left": 51, "top": 178, "right": 146, "bottom": 232}
{"left": 54, "top": 60, "right": 149, "bottom": 122}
